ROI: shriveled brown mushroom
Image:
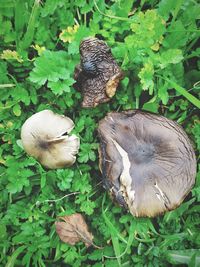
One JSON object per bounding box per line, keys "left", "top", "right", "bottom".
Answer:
{"left": 21, "top": 110, "right": 80, "bottom": 169}
{"left": 98, "top": 110, "right": 196, "bottom": 217}
{"left": 74, "top": 37, "right": 123, "bottom": 108}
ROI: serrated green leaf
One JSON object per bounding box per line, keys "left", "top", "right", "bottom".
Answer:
{"left": 29, "top": 50, "right": 74, "bottom": 92}
{"left": 48, "top": 78, "right": 74, "bottom": 95}
{"left": 138, "top": 61, "right": 154, "bottom": 93}
{"left": 158, "top": 82, "right": 169, "bottom": 105}
{"left": 159, "top": 49, "right": 183, "bottom": 68}
{"left": 12, "top": 103, "right": 21, "bottom": 116}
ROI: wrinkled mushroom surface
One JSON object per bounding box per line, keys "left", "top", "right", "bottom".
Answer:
{"left": 98, "top": 110, "right": 196, "bottom": 217}
{"left": 74, "top": 37, "right": 123, "bottom": 108}
{"left": 21, "top": 110, "right": 80, "bottom": 169}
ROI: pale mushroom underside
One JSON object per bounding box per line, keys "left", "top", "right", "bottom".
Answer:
{"left": 21, "top": 110, "right": 80, "bottom": 169}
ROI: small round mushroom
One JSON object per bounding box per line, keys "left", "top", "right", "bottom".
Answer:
{"left": 21, "top": 110, "right": 80, "bottom": 169}
{"left": 74, "top": 37, "right": 123, "bottom": 108}
{"left": 98, "top": 110, "right": 196, "bottom": 217}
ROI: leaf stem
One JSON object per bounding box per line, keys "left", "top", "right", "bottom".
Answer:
{"left": 135, "top": 97, "right": 139, "bottom": 109}
{"left": 44, "top": 192, "right": 80, "bottom": 203}
{"left": 93, "top": 0, "right": 129, "bottom": 21}
{"left": 0, "top": 84, "right": 16, "bottom": 88}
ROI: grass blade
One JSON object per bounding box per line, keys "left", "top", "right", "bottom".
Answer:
{"left": 6, "top": 246, "right": 26, "bottom": 267}
{"left": 164, "top": 77, "right": 200, "bottom": 108}
{"left": 102, "top": 194, "right": 127, "bottom": 245}
{"left": 21, "top": 0, "right": 41, "bottom": 50}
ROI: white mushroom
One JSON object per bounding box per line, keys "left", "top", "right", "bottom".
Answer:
{"left": 21, "top": 110, "right": 80, "bottom": 169}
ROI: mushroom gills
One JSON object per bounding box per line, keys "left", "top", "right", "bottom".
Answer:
{"left": 154, "top": 181, "right": 171, "bottom": 209}
{"left": 98, "top": 110, "right": 197, "bottom": 217}
{"left": 21, "top": 110, "right": 80, "bottom": 169}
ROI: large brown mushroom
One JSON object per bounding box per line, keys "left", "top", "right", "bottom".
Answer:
{"left": 98, "top": 110, "right": 196, "bottom": 217}
{"left": 74, "top": 37, "right": 123, "bottom": 108}
{"left": 21, "top": 110, "right": 80, "bottom": 169}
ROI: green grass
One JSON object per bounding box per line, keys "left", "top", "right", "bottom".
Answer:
{"left": 0, "top": 0, "right": 200, "bottom": 266}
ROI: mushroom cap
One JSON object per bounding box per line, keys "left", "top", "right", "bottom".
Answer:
{"left": 98, "top": 110, "right": 196, "bottom": 217}
{"left": 21, "top": 110, "right": 80, "bottom": 169}
{"left": 74, "top": 37, "right": 123, "bottom": 108}
{"left": 80, "top": 37, "right": 110, "bottom": 58}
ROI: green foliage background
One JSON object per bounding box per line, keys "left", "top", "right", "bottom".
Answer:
{"left": 0, "top": 0, "right": 200, "bottom": 266}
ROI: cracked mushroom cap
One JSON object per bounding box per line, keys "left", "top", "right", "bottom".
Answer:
{"left": 74, "top": 37, "right": 123, "bottom": 107}
{"left": 98, "top": 110, "right": 196, "bottom": 217}
{"left": 21, "top": 110, "right": 80, "bottom": 169}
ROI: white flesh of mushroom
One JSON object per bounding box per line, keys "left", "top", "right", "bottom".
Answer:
{"left": 21, "top": 110, "right": 80, "bottom": 169}
{"left": 111, "top": 138, "right": 137, "bottom": 215}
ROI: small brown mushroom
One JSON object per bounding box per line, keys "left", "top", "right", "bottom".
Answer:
{"left": 21, "top": 110, "right": 80, "bottom": 169}
{"left": 74, "top": 37, "right": 123, "bottom": 108}
{"left": 98, "top": 110, "right": 196, "bottom": 217}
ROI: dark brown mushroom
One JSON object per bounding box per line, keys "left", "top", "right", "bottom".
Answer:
{"left": 98, "top": 110, "right": 196, "bottom": 217}
{"left": 74, "top": 37, "right": 123, "bottom": 108}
